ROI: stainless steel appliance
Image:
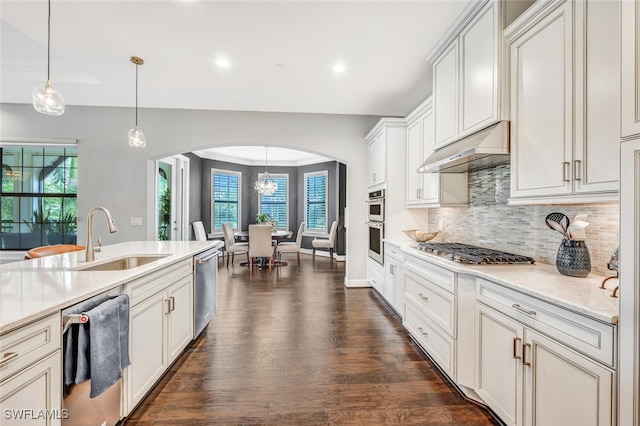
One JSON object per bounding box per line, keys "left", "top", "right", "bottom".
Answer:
{"left": 367, "top": 189, "right": 385, "bottom": 222}
{"left": 417, "top": 242, "right": 535, "bottom": 265}
{"left": 194, "top": 247, "right": 220, "bottom": 338}
{"left": 367, "top": 189, "right": 385, "bottom": 264}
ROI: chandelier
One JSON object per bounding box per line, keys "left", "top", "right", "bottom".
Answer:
{"left": 254, "top": 147, "right": 278, "bottom": 196}
{"left": 128, "top": 56, "right": 146, "bottom": 148}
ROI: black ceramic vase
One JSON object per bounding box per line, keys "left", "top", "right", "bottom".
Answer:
{"left": 556, "top": 239, "right": 591, "bottom": 278}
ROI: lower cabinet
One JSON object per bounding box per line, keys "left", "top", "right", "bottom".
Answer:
{"left": 476, "top": 303, "right": 615, "bottom": 426}
{"left": 383, "top": 244, "right": 405, "bottom": 315}
{"left": 126, "top": 260, "right": 194, "bottom": 413}
{"left": 367, "top": 258, "right": 385, "bottom": 296}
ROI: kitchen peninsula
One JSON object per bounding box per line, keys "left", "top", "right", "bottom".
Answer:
{"left": 0, "top": 240, "right": 222, "bottom": 424}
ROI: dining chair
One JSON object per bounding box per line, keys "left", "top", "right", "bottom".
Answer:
{"left": 248, "top": 224, "right": 274, "bottom": 273}
{"left": 25, "top": 244, "right": 85, "bottom": 259}
{"left": 312, "top": 220, "right": 338, "bottom": 261}
{"left": 222, "top": 223, "right": 248, "bottom": 267}
{"left": 276, "top": 222, "right": 305, "bottom": 266}
{"left": 192, "top": 221, "right": 207, "bottom": 241}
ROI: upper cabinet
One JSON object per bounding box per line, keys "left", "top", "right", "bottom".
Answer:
{"left": 366, "top": 118, "right": 406, "bottom": 189}
{"left": 406, "top": 97, "right": 467, "bottom": 207}
{"left": 429, "top": 0, "right": 508, "bottom": 149}
{"left": 506, "top": 0, "right": 620, "bottom": 204}
{"left": 622, "top": 0, "right": 640, "bottom": 138}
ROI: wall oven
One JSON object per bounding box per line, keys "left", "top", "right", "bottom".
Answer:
{"left": 367, "top": 189, "right": 385, "bottom": 264}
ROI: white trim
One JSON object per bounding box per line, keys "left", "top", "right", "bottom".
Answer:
{"left": 304, "top": 170, "right": 328, "bottom": 233}
{"left": 211, "top": 168, "right": 242, "bottom": 232}
{"left": 344, "top": 278, "right": 371, "bottom": 288}
{"left": 300, "top": 247, "right": 344, "bottom": 262}
{"left": 257, "top": 172, "right": 289, "bottom": 231}
{"left": 0, "top": 137, "right": 77, "bottom": 146}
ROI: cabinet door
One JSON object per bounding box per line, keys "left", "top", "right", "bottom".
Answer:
{"left": 127, "top": 291, "right": 167, "bottom": 410}
{"left": 433, "top": 40, "right": 459, "bottom": 148}
{"left": 167, "top": 276, "right": 193, "bottom": 363}
{"left": 459, "top": 0, "right": 499, "bottom": 136}
{"left": 0, "top": 352, "right": 62, "bottom": 426}
{"left": 573, "top": 0, "right": 620, "bottom": 194}
{"left": 392, "top": 263, "right": 404, "bottom": 316}
{"left": 384, "top": 260, "right": 395, "bottom": 307}
{"left": 622, "top": 0, "right": 640, "bottom": 137}
{"left": 420, "top": 110, "right": 441, "bottom": 203}
{"left": 523, "top": 329, "right": 614, "bottom": 426}
{"left": 375, "top": 132, "right": 385, "bottom": 185}
{"left": 475, "top": 304, "right": 523, "bottom": 426}
{"left": 510, "top": 2, "right": 573, "bottom": 199}
{"left": 368, "top": 138, "right": 377, "bottom": 186}
{"left": 406, "top": 119, "right": 424, "bottom": 204}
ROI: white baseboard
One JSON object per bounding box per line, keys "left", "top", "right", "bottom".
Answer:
{"left": 344, "top": 278, "right": 371, "bottom": 288}
{"left": 299, "top": 248, "right": 345, "bottom": 262}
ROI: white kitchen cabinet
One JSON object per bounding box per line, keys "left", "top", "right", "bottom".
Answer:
{"left": 383, "top": 243, "right": 404, "bottom": 316}
{"left": 405, "top": 97, "right": 468, "bottom": 207}
{"left": 621, "top": 0, "right": 640, "bottom": 138}
{"left": 367, "top": 257, "right": 384, "bottom": 296}
{"left": 366, "top": 118, "right": 405, "bottom": 189}
{"left": 507, "top": 0, "right": 620, "bottom": 204}
{"left": 429, "top": 0, "right": 507, "bottom": 149}
{"left": 0, "top": 352, "right": 62, "bottom": 426}
{"left": 126, "top": 259, "right": 193, "bottom": 413}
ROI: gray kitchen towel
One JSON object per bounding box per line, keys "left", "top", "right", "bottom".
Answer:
{"left": 83, "top": 294, "right": 131, "bottom": 398}
{"left": 62, "top": 293, "right": 110, "bottom": 396}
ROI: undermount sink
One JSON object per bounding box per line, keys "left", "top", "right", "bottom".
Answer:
{"left": 73, "top": 254, "right": 170, "bottom": 272}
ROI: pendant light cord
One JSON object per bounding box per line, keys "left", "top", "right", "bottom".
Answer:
{"left": 135, "top": 63, "right": 139, "bottom": 127}
{"left": 47, "top": 0, "right": 51, "bottom": 81}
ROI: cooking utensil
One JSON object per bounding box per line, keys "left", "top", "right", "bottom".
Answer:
{"left": 567, "top": 220, "right": 589, "bottom": 240}
{"left": 546, "top": 218, "right": 569, "bottom": 238}
{"left": 545, "top": 212, "right": 570, "bottom": 234}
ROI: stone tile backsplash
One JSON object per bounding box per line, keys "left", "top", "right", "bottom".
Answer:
{"left": 427, "top": 165, "right": 619, "bottom": 276}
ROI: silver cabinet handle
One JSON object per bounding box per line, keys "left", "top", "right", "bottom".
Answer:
{"left": 513, "top": 337, "right": 522, "bottom": 360}
{"left": 418, "top": 293, "right": 429, "bottom": 302}
{"left": 0, "top": 352, "right": 18, "bottom": 366}
{"left": 417, "top": 327, "right": 428, "bottom": 336}
{"left": 390, "top": 264, "right": 394, "bottom": 275}
{"left": 169, "top": 296, "right": 175, "bottom": 312}
{"left": 165, "top": 299, "right": 171, "bottom": 315}
{"left": 574, "top": 160, "right": 582, "bottom": 181}
{"left": 522, "top": 343, "right": 532, "bottom": 366}
{"left": 562, "top": 162, "right": 571, "bottom": 182}
{"left": 417, "top": 189, "right": 422, "bottom": 199}
{"left": 512, "top": 304, "right": 536, "bottom": 316}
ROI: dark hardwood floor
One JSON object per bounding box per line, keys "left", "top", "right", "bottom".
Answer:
{"left": 126, "top": 254, "right": 498, "bottom": 425}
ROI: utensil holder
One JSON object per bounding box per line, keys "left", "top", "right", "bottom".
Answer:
{"left": 556, "top": 239, "right": 591, "bottom": 278}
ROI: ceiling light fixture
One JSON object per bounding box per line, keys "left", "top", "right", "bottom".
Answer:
{"left": 216, "top": 58, "right": 230, "bottom": 68}
{"left": 128, "top": 56, "right": 146, "bottom": 148}
{"left": 32, "top": 0, "right": 65, "bottom": 115}
{"left": 254, "top": 147, "right": 278, "bottom": 196}
{"left": 333, "top": 64, "right": 346, "bottom": 73}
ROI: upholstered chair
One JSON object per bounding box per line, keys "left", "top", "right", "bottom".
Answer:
{"left": 276, "top": 222, "right": 305, "bottom": 266}
{"left": 311, "top": 220, "right": 338, "bottom": 261}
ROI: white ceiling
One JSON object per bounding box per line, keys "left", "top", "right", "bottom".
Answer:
{"left": 194, "top": 145, "right": 332, "bottom": 166}
{"left": 0, "top": 0, "right": 471, "bottom": 117}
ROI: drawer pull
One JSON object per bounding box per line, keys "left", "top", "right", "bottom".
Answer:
{"left": 165, "top": 299, "right": 171, "bottom": 315}
{"left": 417, "top": 327, "right": 428, "bottom": 337}
{"left": 418, "top": 293, "right": 429, "bottom": 302}
{"left": 513, "top": 337, "right": 521, "bottom": 360}
{"left": 522, "top": 343, "right": 532, "bottom": 366}
{"left": 169, "top": 296, "right": 175, "bottom": 312}
{"left": 0, "top": 352, "right": 18, "bottom": 365}
{"left": 512, "top": 304, "right": 536, "bottom": 316}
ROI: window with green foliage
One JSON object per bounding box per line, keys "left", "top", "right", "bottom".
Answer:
{"left": 1, "top": 145, "right": 78, "bottom": 250}
{"left": 212, "top": 169, "right": 241, "bottom": 231}
{"left": 258, "top": 174, "right": 288, "bottom": 230}
{"left": 304, "top": 171, "right": 327, "bottom": 232}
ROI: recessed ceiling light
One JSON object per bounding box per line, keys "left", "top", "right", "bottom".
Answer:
{"left": 333, "top": 64, "right": 346, "bottom": 73}
{"left": 216, "top": 58, "right": 231, "bottom": 68}
{"left": 275, "top": 64, "right": 285, "bottom": 69}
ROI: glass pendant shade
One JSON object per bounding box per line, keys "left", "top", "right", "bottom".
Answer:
{"left": 128, "top": 127, "right": 146, "bottom": 148}
{"left": 32, "top": 81, "right": 65, "bottom": 115}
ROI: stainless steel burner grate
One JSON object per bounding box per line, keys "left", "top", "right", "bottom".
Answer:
{"left": 417, "top": 242, "right": 535, "bottom": 265}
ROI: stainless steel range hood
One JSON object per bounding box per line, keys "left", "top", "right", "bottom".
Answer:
{"left": 418, "top": 121, "right": 510, "bottom": 173}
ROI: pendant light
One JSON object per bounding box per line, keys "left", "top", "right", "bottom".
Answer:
{"left": 32, "top": 0, "right": 65, "bottom": 115}
{"left": 254, "top": 147, "right": 278, "bottom": 196}
{"left": 128, "top": 56, "right": 146, "bottom": 148}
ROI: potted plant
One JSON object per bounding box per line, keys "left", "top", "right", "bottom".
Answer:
{"left": 255, "top": 213, "right": 276, "bottom": 231}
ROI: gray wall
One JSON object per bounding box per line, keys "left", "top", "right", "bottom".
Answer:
{"left": 0, "top": 103, "right": 378, "bottom": 284}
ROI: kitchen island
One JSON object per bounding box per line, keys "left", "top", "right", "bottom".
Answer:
{"left": 0, "top": 240, "right": 222, "bottom": 425}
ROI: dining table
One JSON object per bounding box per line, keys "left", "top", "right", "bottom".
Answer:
{"left": 234, "top": 229, "right": 294, "bottom": 267}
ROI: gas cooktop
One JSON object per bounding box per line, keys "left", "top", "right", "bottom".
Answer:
{"left": 417, "top": 242, "right": 535, "bottom": 265}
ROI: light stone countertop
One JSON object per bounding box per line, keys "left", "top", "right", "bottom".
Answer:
{"left": 384, "top": 239, "right": 619, "bottom": 324}
{"left": 0, "top": 240, "right": 223, "bottom": 334}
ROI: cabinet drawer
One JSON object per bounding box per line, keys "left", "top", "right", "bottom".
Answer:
{"left": 476, "top": 278, "right": 616, "bottom": 367}
{"left": 0, "top": 313, "right": 61, "bottom": 382}
{"left": 128, "top": 259, "right": 193, "bottom": 306}
{"left": 367, "top": 258, "right": 385, "bottom": 294}
{"left": 405, "top": 267, "right": 456, "bottom": 337}
{"left": 404, "top": 301, "right": 456, "bottom": 379}
{"left": 404, "top": 255, "right": 456, "bottom": 294}
{"left": 384, "top": 245, "right": 404, "bottom": 262}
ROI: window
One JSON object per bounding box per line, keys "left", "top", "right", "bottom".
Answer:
{"left": 304, "top": 171, "right": 327, "bottom": 233}
{"left": 1, "top": 145, "right": 78, "bottom": 250}
{"left": 258, "top": 174, "right": 288, "bottom": 230}
{"left": 212, "top": 169, "right": 241, "bottom": 231}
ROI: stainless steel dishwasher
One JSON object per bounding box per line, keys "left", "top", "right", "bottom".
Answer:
{"left": 194, "top": 247, "right": 220, "bottom": 338}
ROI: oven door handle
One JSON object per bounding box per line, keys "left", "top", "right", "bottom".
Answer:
{"left": 366, "top": 221, "right": 384, "bottom": 228}
{"left": 365, "top": 199, "right": 384, "bottom": 204}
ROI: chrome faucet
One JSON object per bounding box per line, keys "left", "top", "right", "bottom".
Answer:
{"left": 86, "top": 207, "right": 118, "bottom": 262}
